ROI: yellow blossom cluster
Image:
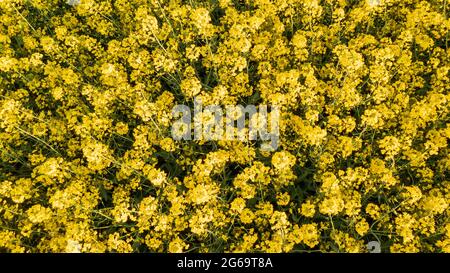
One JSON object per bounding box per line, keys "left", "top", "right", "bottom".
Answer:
{"left": 0, "top": 0, "right": 449, "bottom": 253}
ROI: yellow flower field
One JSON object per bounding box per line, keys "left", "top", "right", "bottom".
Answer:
{"left": 0, "top": 0, "right": 449, "bottom": 253}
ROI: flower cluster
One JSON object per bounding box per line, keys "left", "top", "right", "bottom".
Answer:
{"left": 0, "top": 0, "right": 449, "bottom": 253}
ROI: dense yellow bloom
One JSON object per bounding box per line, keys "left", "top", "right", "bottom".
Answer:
{"left": 0, "top": 0, "right": 449, "bottom": 254}
{"left": 27, "top": 205, "right": 53, "bottom": 224}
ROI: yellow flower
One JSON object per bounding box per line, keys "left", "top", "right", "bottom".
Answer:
{"left": 300, "top": 200, "right": 316, "bottom": 218}
{"left": 27, "top": 205, "right": 52, "bottom": 224}
{"left": 271, "top": 151, "right": 296, "bottom": 171}
{"left": 355, "top": 219, "right": 370, "bottom": 236}
{"left": 82, "top": 141, "right": 113, "bottom": 171}
{"left": 160, "top": 137, "right": 176, "bottom": 152}
{"left": 230, "top": 198, "right": 246, "bottom": 213}
{"left": 168, "top": 237, "right": 189, "bottom": 253}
